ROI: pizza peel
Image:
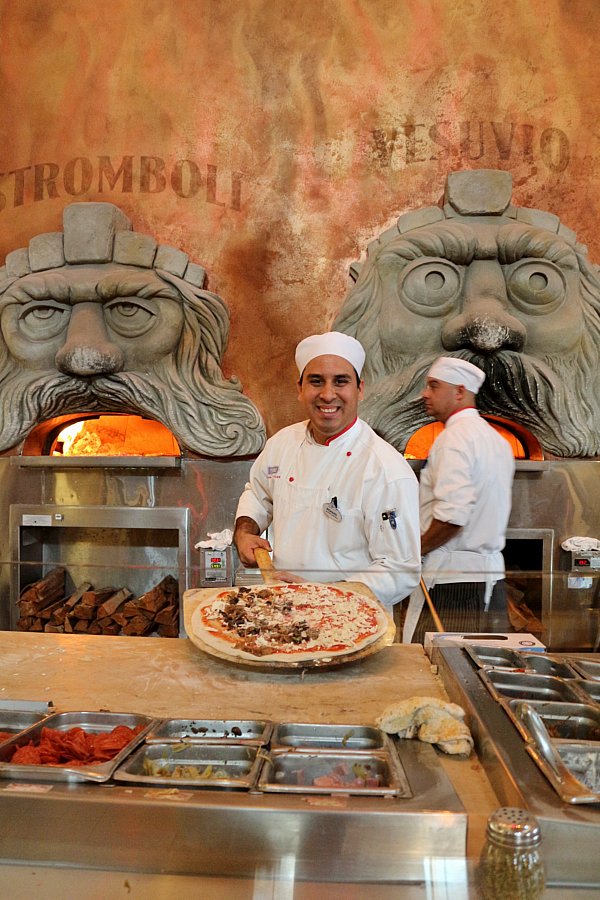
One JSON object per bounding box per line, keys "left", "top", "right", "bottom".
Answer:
{"left": 183, "top": 552, "right": 396, "bottom": 670}
{"left": 254, "top": 547, "right": 280, "bottom": 584}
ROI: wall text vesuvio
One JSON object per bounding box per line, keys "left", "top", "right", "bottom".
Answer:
{"left": 0, "top": 156, "right": 244, "bottom": 213}
{"left": 370, "top": 121, "right": 570, "bottom": 171}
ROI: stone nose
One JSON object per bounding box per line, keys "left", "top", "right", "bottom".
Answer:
{"left": 55, "top": 302, "right": 125, "bottom": 376}
{"left": 441, "top": 260, "right": 526, "bottom": 353}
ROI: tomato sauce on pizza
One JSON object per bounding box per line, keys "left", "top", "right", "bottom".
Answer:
{"left": 192, "top": 582, "right": 390, "bottom": 663}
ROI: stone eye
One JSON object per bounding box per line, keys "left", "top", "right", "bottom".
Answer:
{"left": 506, "top": 260, "right": 566, "bottom": 314}
{"left": 19, "top": 302, "right": 70, "bottom": 340}
{"left": 399, "top": 258, "right": 462, "bottom": 316}
{"left": 105, "top": 299, "right": 156, "bottom": 337}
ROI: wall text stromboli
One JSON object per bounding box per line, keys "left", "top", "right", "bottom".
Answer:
{"left": 0, "top": 157, "right": 244, "bottom": 213}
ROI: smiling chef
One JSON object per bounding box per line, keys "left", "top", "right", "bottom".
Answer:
{"left": 233, "top": 331, "right": 421, "bottom": 612}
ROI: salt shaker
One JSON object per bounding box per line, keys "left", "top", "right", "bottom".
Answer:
{"left": 478, "top": 807, "right": 545, "bottom": 900}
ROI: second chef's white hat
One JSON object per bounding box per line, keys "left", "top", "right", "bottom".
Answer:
{"left": 295, "top": 331, "right": 366, "bottom": 377}
{"left": 427, "top": 356, "right": 486, "bottom": 394}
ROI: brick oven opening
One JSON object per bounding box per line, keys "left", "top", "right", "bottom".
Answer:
{"left": 404, "top": 416, "right": 543, "bottom": 460}
{"left": 21, "top": 415, "right": 181, "bottom": 457}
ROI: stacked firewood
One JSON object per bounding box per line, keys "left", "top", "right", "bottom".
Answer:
{"left": 16, "top": 567, "right": 180, "bottom": 637}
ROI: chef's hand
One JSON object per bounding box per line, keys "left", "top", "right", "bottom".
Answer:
{"left": 234, "top": 518, "right": 272, "bottom": 567}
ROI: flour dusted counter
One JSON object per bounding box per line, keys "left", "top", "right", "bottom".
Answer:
{"left": 0, "top": 631, "right": 501, "bottom": 884}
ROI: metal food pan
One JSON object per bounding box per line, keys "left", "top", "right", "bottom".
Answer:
{"left": 507, "top": 699, "right": 600, "bottom": 743}
{"left": 270, "top": 723, "right": 393, "bottom": 754}
{"left": 526, "top": 740, "right": 600, "bottom": 804}
{"left": 520, "top": 654, "right": 577, "bottom": 679}
{"left": 479, "top": 669, "right": 583, "bottom": 704}
{"left": 145, "top": 718, "right": 273, "bottom": 746}
{"left": 570, "top": 659, "right": 600, "bottom": 682}
{"left": 465, "top": 644, "right": 526, "bottom": 669}
{"left": 0, "top": 710, "right": 47, "bottom": 744}
{"left": 0, "top": 711, "right": 155, "bottom": 783}
{"left": 516, "top": 703, "right": 600, "bottom": 804}
{"left": 573, "top": 679, "right": 600, "bottom": 705}
{"left": 556, "top": 743, "right": 600, "bottom": 794}
{"left": 113, "top": 742, "right": 262, "bottom": 789}
{"left": 257, "top": 750, "right": 411, "bottom": 797}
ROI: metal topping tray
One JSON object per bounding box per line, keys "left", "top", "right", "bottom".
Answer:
{"left": 506, "top": 699, "right": 600, "bottom": 743}
{"left": 465, "top": 648, "right": 600, "bottom": 803}
{"left": 570, "top": 659, "right": 600, "bottom": 682}
{"left": 0, "top": 710, "right": 48, "bottom": 743}
{"left": 113, "top": 742, "right": 263, "bottom": 789}
{"left": 575, "top": 679, "right": 600, "bottom": 704}
{"left": 519, "top": 654, "right": 577, "bottom": 679}
{"left": 145, "top": 718, "right": 273, "bottom": 746}
{"left": 0, "top": 711, "right": 155, "bottom": 783}
{"left": 465, "top": 644, "right": 527, "bottom": 669}
{"left": 521, "top": 705, "right": 600, "bottom": 804}
{"left": 556, "top": 744, "right": 600, "bottom": 794}
{"left": 257, "top": 749, "right": 411, "bottom": 797}
{"left": 466, "top": 645, "right": 577, "bottom": 678}
{"left": 479, "top": 668, "right": 583, "bottom": 704}
{"left": 270, "top": 723, "right": 393, "bottom": 754}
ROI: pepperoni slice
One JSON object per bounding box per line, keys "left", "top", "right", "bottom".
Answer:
{"left": 9, "top": 724, "right": 143, "bottom": 767}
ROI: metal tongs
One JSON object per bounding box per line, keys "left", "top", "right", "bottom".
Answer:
{"left": 517, "top": 701, "right": 598, "bottom": 803}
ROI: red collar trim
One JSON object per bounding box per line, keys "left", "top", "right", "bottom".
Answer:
{"left": 324, "top": 418, "right": 358, "bottom": 446}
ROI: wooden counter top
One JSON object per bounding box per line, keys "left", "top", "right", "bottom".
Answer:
{"left": 0, "top": 629, "right": 498, "bottom": 855}
{"left": 0, "top": 629, "right": 439, "bottom": 720}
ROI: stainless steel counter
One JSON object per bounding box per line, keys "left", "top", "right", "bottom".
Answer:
{"left": 0, "top": 633, "right": 492, "bottom": 884}
{"left": 2, "top": 862, "right": 598, "bottom": 900}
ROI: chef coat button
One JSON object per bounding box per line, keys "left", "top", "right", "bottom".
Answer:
{"left": 289, "top": 476, "right": 294, "bottom": 482}
{"left": 346, "top": 451, "right": 352, "bottom": 457}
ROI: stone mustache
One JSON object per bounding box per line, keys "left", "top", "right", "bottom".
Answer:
{"left": 334, "top": 169, "right": 600, "bottom": 458}
{"left": 0, "top": 202, "right": 265, "bottom": 456}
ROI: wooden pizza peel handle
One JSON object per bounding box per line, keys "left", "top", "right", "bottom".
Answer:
{"left": 254, "top": 547, "right": 279, "bottom": 584}
{"left": 420, "top": 577, "right": 445, "bottom": 632}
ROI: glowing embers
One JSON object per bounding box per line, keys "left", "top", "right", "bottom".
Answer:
{"left": 50, "top": 415, "right": 180, "bottom": 457}
{"left": 404, "top": 417, "right": 543, "bottom": 460}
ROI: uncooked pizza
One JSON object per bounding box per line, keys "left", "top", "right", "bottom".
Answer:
{"left": 191, "top": 583, "right": 390, "bottom": 663}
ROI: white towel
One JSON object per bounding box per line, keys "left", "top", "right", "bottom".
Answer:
{"left": 561, "top": 536, "right": 600, "bottom": 552}
{"left": 195, "top": 528, "right": 233, "bottom": 551}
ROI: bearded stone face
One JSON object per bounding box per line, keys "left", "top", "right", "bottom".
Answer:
{"left": 333, "top": 170, "right": 600, "bottom": 458}
{"left": 1, "top": 265, "right": 185, "bottom": 374}
{"left": 0, "top": 202, "right": 265, "bottom": 456}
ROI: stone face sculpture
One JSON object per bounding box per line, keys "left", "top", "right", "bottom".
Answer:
{"left": 333, "top": 169, "right": 600, "bottom": 458}
{"left": 0, "top": 202, "right": 266, "bottom": 456}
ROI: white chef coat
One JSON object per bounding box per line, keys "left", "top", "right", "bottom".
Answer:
{"left": 236, "top": 418, "right": 421, "bottom": 610}
{"left": 403, "top": 408, "right": 515, "bottom": 641}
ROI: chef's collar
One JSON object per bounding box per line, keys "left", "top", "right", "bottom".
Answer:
{"left": 306, "top": 417, "right": 360, "bottom": 445}
{"left": 445, "top": 407, "right": 479, "bottom": 426}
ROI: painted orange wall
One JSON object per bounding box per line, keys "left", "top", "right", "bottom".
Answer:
{"left": 1, "top": 0, "right": 598, "bottom": 436}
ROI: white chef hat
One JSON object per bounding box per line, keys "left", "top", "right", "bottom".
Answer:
{"left": 295, "top": 331, "right": 366, "bottom": 377}
{"left": 427, "top": 357, "right": 485, "bottom": 394}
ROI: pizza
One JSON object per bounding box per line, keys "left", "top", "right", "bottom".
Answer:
{"left": 190, "top": 582, "right": 391, "bottom": 663}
